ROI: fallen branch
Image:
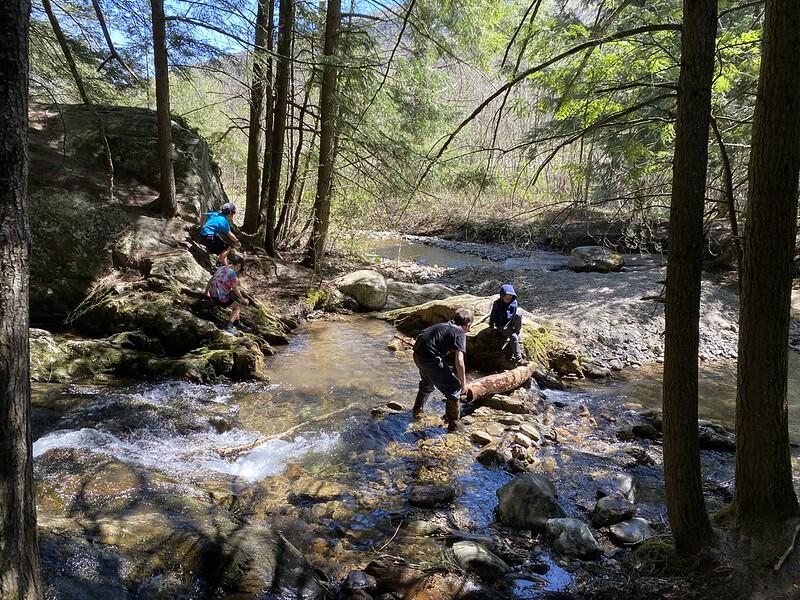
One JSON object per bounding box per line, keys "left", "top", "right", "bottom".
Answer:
{"left": 216, "top": 403, "right": 357, "bottom": 458}
{"left": 774, "top": 523, "right": 800, "bottom": 572}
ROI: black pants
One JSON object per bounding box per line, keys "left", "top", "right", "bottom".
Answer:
{"left": 202, "top": 233, "right": 230, "bottom": 255}
{"left": 414, "top": 353, "right": 461, "bottom": 423}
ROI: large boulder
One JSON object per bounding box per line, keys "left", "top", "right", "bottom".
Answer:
{"left": 568, "top": 246, "right": 624, "bottom": 273}
{"left": 383, "top": 280, "right": 458, "bottom": 310}
{"left": 496, "top": 473, "right": 565, "bottom": 530}
{"left": 608, "top": 518, "right": 656, "bottom": 545}
{"left": 335, "top": 270, "right": 389, "bottom": 310}
{"left": 377, "top": 295, "right": 561, "bottom": 372}
{"left": 28, "top": 103, "right": 227, "bottom": 321}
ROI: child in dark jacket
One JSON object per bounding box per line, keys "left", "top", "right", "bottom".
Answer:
{"left": 488, "top": 283, "right": 524, "bottom": 363}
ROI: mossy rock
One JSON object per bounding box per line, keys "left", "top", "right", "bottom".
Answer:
{"left": 377, "top": 295, "right": 561, "bottom": 372}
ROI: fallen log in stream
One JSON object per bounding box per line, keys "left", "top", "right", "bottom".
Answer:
{"left": 466, "top": 364, "right": 535, "bottom": 403}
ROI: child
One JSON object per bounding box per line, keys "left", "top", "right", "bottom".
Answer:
{"left": 489, "top": 284, "right": 524, "bottom": 363}
{"left": 411, "top": 308, "right": 473, "bottom": 432}
{"left": 204, "top": 254, "right": 250, "bottom": 336}
{"left": 200, "top": 202, "right": 241, "bottom": 265}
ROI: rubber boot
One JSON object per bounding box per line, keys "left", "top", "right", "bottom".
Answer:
{"left": 445, "top": 396, "right": 462, "bottom": 432}
{"left": 412, "top": 390, "right": 430, "bottom": 419}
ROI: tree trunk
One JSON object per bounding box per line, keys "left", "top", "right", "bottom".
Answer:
{"left": 466, "top": 365, "right": 535, "bottom": 402}
{"left": 734, "top": 0, "right": 800, "bottom": 536}
{"left": 0, "top": 1, "right": 45, "bottom": 597}
{"left": 242, "top": 0, "right": 271, "bottom": 234}
{"left": 303, "top": 0, "right": 341, "bottom": 269}
{"left": 257, "top": 0, "right": 276, "bottom": 228}
{"left": 661, "top": 0, "right": 716, "bottom": 556}
{"left": 276, "top": 70, "right": 311, "bottom": 245}
{"left": 264, "top": 0, "right": 294, "bottom": 255}
{"left": 150, "top": 0, "right": 177, "bottom": 218}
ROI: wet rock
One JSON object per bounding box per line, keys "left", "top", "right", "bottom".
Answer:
{"left": 597, "top": 473, "right": 638, "bottom": 503}
{"left": 608, "top": 358, "right": 624, "bottom": 371}
{"left": 514, "top": 432, "right": 533, "bottom": 448}
{"left": 591, "top": 495, "right": 636, "bottom": 527}
{"left": 408, "top": 484, "right": 456, "bottom": 508}
{"left": 346, "top": 591, "right": 373, "bottom": 600}
{"left": 477, "top": 447, "right": 506, "bottom": 467}
{"left": 290, "top": 479, "right": 346, "bottom": 501}
{"left": 568, "top": 246, "right": 624, "bottom": 273}
{"left": 451, "top": 541, "right": 510, "bottom": 581}
{"left": 386, "top": 401, "right": 404, "bottom": 411}
{"left": 519, "top": 423, "right": 541, "bottom": 442}
{"left": 508, "top": 458, "right": 528, "bottom": 473}
{"left": 545, "top": 518, "right": 602, "bottom": 559}
{"left": 471, "top": 431, "right": 494, "bottom": 446}
{"left": 632, "top": 423, "right": 660, "bottom": 440}
{"left": 698, "top": 420, "right": 736, "bottom": 451}
{"left": 533, "top": 368, "right": 564, "bottom": 390}
{"left": 485, "top": 422, "right": 506, "bottom": 437}
{"left": 344, "top": 570, "right": 378, "bottom": 593}
{"left": 496, "top": 473, "right": 565, "bottom": 530}
{"left": 404, "top": 520, "right": 450, "bottom": 537}
{"left": 498, "top": 415, "right": 522, "bottom": 426}
{"left": 481, "top": 394, "right": 531, "bottom": 414}
{"left": 582, "top": 360, "right": 612, "bottom": 378}
{"left": 608, "top": 518, "right": 656, "bottom": 545}
{"left": 335, "top": 270, "right": 389, "bottom": 311}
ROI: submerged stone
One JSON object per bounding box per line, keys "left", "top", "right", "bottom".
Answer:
{"left": 408, "top": 484, "right": 456, "bottom": 508}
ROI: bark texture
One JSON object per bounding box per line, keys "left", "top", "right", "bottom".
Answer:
{"left": 304, "top": 0, "right": 341, "bottom": 269}
{"left": 150, "top": 0, "right": 177, "bottom": 218}
{"left": 734, "top": 0, "right": 800, "bottom": 535}
{"left": 465, "top": 365, "right": 535, "bottom": 402}
{"left": 0, "top": 0, "right": 45, "bottom": 596}
{"left": 264, "top": 0, "right": 294, "bottom": 255}
{"left": 661, "top": 0, "right": 717, "bottom": 556}
{"left": 243, "top": 0, "right": 271, "bottom": 234}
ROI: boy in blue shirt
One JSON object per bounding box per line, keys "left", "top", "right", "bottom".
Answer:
{"left": 489, "top": 283, "right": 524, "bottom": 364}
{"left": 200, "top": 202, "right": 241, "bottom": 265}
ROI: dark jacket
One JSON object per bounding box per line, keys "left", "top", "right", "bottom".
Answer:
{"left": 489, "top": 284, "right": 518, "bottom": 328}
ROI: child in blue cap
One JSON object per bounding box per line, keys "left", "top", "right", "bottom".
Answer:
{"left": 489, "top": 283, "right": 524, "bottom": 363}
{"left": 200, "top": 202, "right": 241, "bottom": 265}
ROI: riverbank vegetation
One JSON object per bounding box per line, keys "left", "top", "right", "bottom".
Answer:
{"left": 1, "top": 0, "right": 800, "bottom": 598}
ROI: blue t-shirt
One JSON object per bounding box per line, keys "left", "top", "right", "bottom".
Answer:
{"left": 200, "top": 212, "right": 231, "bottom": 237}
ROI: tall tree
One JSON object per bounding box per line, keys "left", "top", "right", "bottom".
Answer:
{"left": 0, "top": 0, "right": 45, "bottom": 597}
{"left": 257, "top": 0, "right": 277, "bottom": 230}
{"left": 734, "top": 0, "right": 800, "bottom": 536}
{"left": 304, "top": 0, "right": 341, "bottom": 268}
{"left": 150, "top": 0, "right": 177, "bottom": 218}
{"left": 264, "top": 0, "right": 294, "bottom": 255}
{"left": 661, "top": 0, "right": 717, "bottom": 556}
{"left": 243, "top": 0, "right": 272, "bottom": 234}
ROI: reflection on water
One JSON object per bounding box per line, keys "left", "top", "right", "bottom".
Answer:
{"left": 365, "top": 238, "right": 494, "bottom": 268}
{"left": 575, "top": 354, "right": 800, "bottom": 442}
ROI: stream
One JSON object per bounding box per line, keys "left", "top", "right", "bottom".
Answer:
{"left": 30, "top": 240, "right": 800, "bottom": 599}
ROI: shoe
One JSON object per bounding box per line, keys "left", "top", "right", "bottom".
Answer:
{"left": 223, "top": 323, "right": 242, "bottom": 337}
{"left": 235, "top": 320, "right": 253, "bottom": 333}
{"left": 412, "top": 391, "right": 430, "bottom": 417}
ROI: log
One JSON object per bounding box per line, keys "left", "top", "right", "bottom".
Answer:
{"left": 216, "top": 403, "right": 356, "bottom": 458}
{"left": 466, "top": 364, "right": 535, "bottom": 403}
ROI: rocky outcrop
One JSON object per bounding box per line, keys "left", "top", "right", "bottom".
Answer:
{"left": 335, "top": 269, "right": 389, "bottom": 310}
{"left": 568, "top": 246, "right": 624, "bottom": 273}
{"left": 26, "top": 105, "right": 289, "bottom": 382}
{"left": 29, "top": 104, "right": 227, "bottom": 321}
